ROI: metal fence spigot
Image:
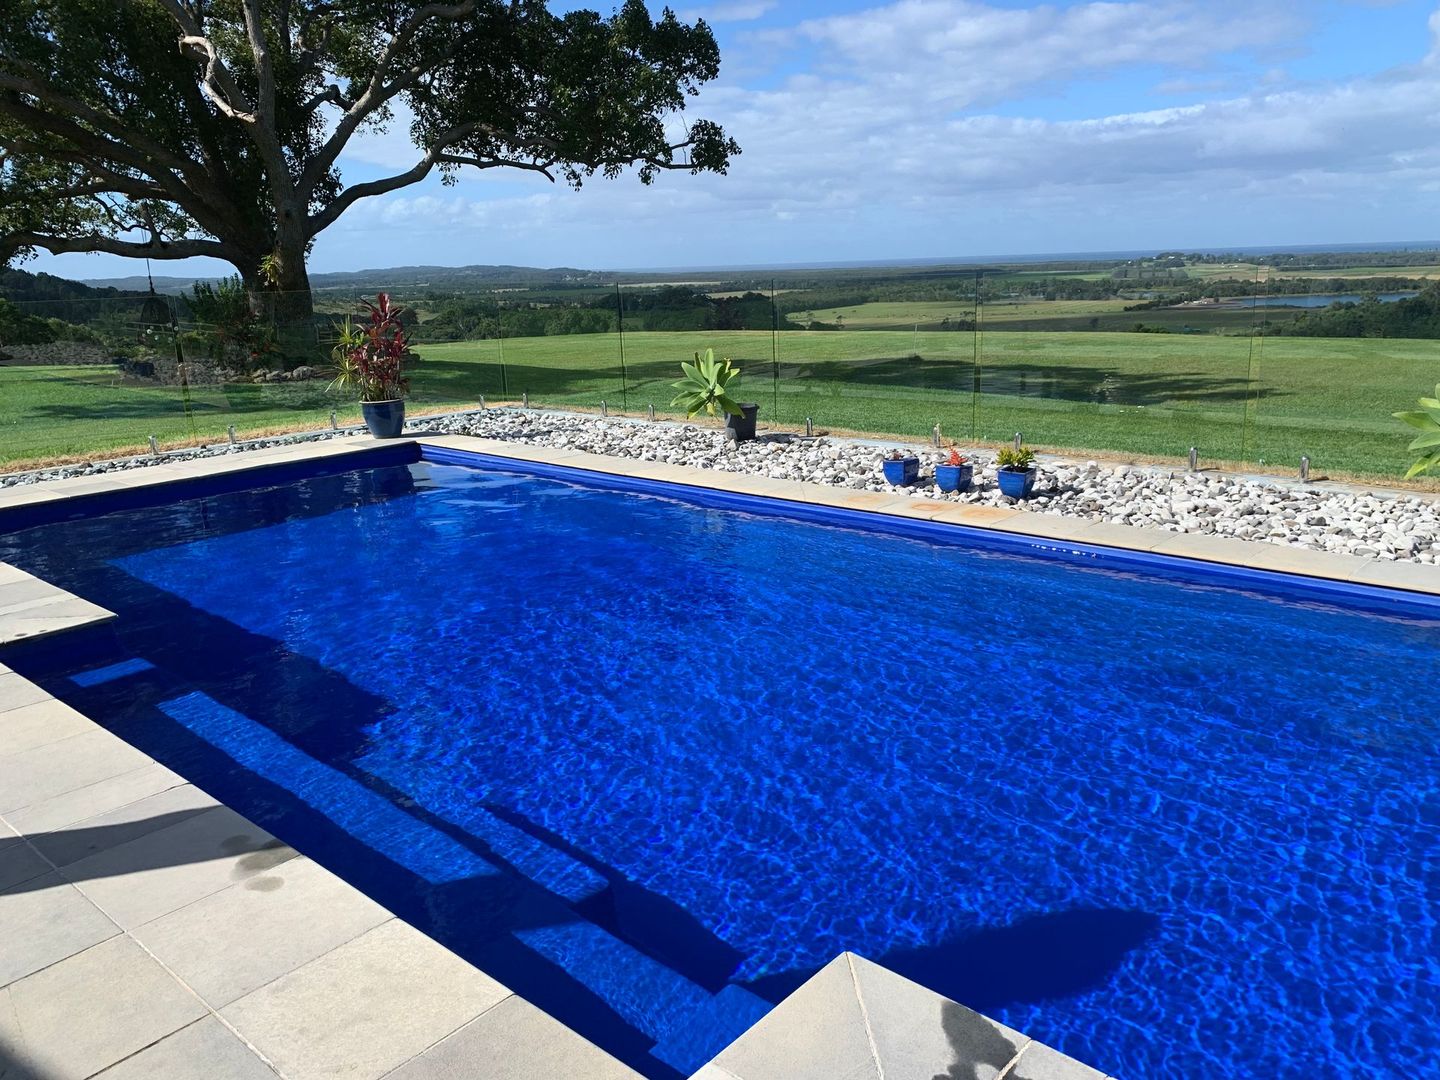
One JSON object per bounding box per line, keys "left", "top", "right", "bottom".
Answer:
{"left": 1188, "top": 446, "right": 1198, "bottom": 472}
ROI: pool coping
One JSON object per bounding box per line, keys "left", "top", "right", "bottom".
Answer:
{"left": 0, "top": 428, "right": 1432, "bottom": 1079}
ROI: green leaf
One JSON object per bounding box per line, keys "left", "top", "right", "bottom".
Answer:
{"left": 1407, "top": 430, "right": 1440, "bottom": 450}
{"left": 1394, "top": 410, "right": 1437, "bottom": 430}
{"left": 1404, "top": 454, "right": 1440, "bottom": 479}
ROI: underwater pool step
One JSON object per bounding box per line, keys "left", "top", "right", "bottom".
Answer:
{"left": 353, "top": 756, "right": 611, "bottom": 907}
{"left": 648, "top": 984, "right": 773, "bottom": 1074}
{"left": 513, "top": 918, "right": 714, "bottom": 1048}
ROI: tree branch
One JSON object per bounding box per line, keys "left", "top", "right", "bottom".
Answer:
{"left": 297, "top": 1, "right": 475, "bottom": 198}
{"left": 1, "top": 229, "right": 233, "bottom": 262}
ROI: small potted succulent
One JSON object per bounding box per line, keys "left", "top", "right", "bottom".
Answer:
{"left": 670, "top": 349, "right": 759, "bottom": 441}
{"left": 934, "top": 447, "right": 973, "bottom": 493}
{"left": 995, "top": 444, "right": 1038, "bottom": 499}
{"left": 331, "top": 293, "right": 411, "bottom": 438}
{"left": 882, "top": 448, "right": 920, "bottom": 486}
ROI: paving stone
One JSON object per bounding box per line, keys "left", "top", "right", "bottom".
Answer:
{"left": 0, "top": 698, "right": 97, "bottom": 757}
{"left": 0, "top": 871, "right": 119, "bottom": 986}
{"left": 28, "top": 783, "right": 218, "bottom": 868}
{"left": 1010, "top": 1040, "right": 1111, "bottom": 1080}
{"left": 850, "top": 954, "right": 1027, "bottom": 1080}
{"left": 382, "top": 994, "right": 641, "bottom": 1080}
{"left": 5, "top": 761, "right": 187, "bottom": 835}
{"left": 62, "top": 804, "right": 298, "bottom": 928}
{"left": 0, "top": 935, "right": 204, "bottom": 1079}
{"left": 135, "top": 856, "right": 390, "bottom": 1007}
{"left": 92, "top": 1016, "right": 280, "bottom": 1079}
{"left": 0, "top": 578, "right": 63, "bottom": 614}
{"left": 0, "top": 727, "right": 154, "bottom": 815}
{"left": 0, "top": 839, "right": 51, "bottom": 892}
{"left": 706, "top": 955, "right": 880, "bottom": 1080}
{"left": 224, "top": 919, "right": 510, "bottom": 1080}
{"left": 0, "top": 673, "right": 50, "bottom": 715}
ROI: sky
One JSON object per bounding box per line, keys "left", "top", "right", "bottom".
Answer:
{"left": 28, "top": 0, "right": 1440, "bottom": 281}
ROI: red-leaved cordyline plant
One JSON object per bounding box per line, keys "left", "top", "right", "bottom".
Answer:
{"left": 331, "top": 293, "right": 411, "bottom": 402}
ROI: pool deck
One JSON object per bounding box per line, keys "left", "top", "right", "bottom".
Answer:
{"left": 3, "top": 428, "right": 1436, "bottom": 1079}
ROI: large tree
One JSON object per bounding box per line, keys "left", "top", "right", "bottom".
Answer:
{"left": 0, "top": 0, "right": 737, "bottom": 348}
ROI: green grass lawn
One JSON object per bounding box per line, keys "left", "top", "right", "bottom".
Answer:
{"left": 3, "top": 328, "right": 1437, "bottom": 480}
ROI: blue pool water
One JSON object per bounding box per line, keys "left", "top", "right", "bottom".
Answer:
{"left": 2, "top": 456, "right": 1437, "bottom": 1078}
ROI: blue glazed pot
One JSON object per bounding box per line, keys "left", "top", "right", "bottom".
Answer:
{"left": 882, "top": 456, "right": 920, "bottom": 485}
{"left": 997, "top": 466, "right": 1037, "bottom": 499}
{"left": 934, "top": 463, "right": 974, "bottom": 493}
{"left": 361, "top": 399, "right": 406, "bottom": 439}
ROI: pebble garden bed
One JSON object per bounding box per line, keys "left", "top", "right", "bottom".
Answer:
{"left": 3, "top": 408, "right": 1437, "bottom": 565}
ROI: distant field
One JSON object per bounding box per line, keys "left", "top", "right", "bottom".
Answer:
{"left": 793, "top": 299, "right": 1269, "bottom": 334}
{"left": 3, "top": 329, "right": 1436, "bottom": 478}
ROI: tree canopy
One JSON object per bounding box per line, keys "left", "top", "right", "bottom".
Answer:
{"left": 0, "top": 0, "right": 738, "bottom": 333}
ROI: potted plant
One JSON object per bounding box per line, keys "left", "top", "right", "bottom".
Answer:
{"left": 995, "top": 445, "right": 1038, "bottom": 499}
{"left": 882, "top": 448, "right": 920, "bottom": 485}
{"left": 670, "top": 349, "right": 759, "bottom": 441}
{"left": 331, "top": 293, "right": 411, "bottom": 438}
{"left": 935, "top": 447, "right": 973, "bottom": 493}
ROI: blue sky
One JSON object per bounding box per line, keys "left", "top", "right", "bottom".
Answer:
{"left": 30, "top": 0, "right": 1440, "bottom": 281}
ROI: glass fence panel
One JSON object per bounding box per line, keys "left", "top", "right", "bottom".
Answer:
{"left": 773, "top": 273, "right": 979, "bottom": 442}
{"left": 972, "top": 260, "right": 1255, "bottom": 464}
{"left": 616, "top": 280, "right": 776, "bottom": 425}
{"left": 465, "top": 279, "right": 623, "bottom": 412}
{"left": 1239, "top": 262, "right": 1438, "bottom": 481}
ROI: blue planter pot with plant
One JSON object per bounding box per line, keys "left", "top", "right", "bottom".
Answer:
{"left": 934, "top": 450, "right": 973, "bottom": 493}
{"left": 995, "top": 444, "right": 1038, "bottom": 499}
{"left": 361, "top": 399, "right": 406, "bottom": 438}
{"left": 333, "top": 293, "right": 412, "bottom": 439}
{"left": 882, "top": 453, "right": 920, "bottom": 485}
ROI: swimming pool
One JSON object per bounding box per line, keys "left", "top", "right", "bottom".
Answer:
{"left": 2, "top": 447, "right": 1436, "bottom": 1078}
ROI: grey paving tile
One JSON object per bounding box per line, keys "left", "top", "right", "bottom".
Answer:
{"left": 92, "top": 1016, "right": 280, "bottom": 1080}
{"left": 63, "top": 804, "right": 299, "bottom": 929}
{"left": 850, "top": 955, "right": 1027, "bottom": 1080}
{"left": 0, "top": 840, "right": 51, "bottom": 892}
{"left": 28, "top": 783, "right": 218, "bottom": 868}
{"left": 707, "top": 955, "right": 880, "bottom": 1080}
{"left": 0, "top": 727, "right": 153, "bottom": 814}
{"left": 0, "top": 935, "right": 204, "bottom": 1079}
{"left": 0, "top": 673, "right": 50, "bottom": 715}
{"left": 0, "top": 578, "right": 63, "bottom": 614}
{"left": 0, "top": 871, "right": 119, "bottom": 986}
{"left": 1010, "top": 1040, "right": 1110, "bottom": 1080}
{"left": 224, "top": 919, "right": 510, "bottom": 1080}
{"left": 135, "top": 856, "right": 391, "bottom": 1007}
{"left": 381, "top": 995, "right": 641, "bottom": 1080}
{"left": 5, "top": 761, "right": 187, "bottom": 835}
{"left": 0, "top": 596, "right": 116, "bottom": 646}
{"left": 0, "top": 698, "right": 97, "bottom": 756}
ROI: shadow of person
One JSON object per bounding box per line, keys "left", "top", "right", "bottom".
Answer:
{"left": 746, "top": 907, "right": 1160, "bottom": 1015}
{"left": 875, "top": 907, "right": 1160, "bottom": 1015}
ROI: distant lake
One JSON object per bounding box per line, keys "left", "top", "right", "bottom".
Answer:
{"left": 1230, "top": 291, "right": 1419, "bottom": 309}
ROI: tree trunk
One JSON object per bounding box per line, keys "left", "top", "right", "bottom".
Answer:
{"left": 237, "top": 231, "right": 319, "bottom": 367}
